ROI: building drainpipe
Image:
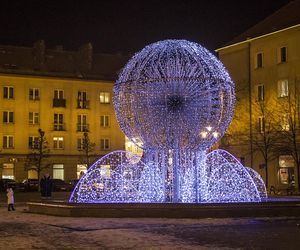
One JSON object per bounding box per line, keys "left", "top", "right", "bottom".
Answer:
{"left": 248, "top": 42, "right": 253, "bottom": 168}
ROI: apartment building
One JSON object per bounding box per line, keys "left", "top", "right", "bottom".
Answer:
{"left": 0, "top": 41, "right": 127, "bottom": 182}
{"left": 216, "top": 0, "right": 300, "bottom": 191}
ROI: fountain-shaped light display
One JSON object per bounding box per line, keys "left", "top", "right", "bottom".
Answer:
{"left": 70, "top": 40, "right": 267, "bottom": 203}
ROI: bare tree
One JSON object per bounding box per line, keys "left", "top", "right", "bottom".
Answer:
{"left": 24, "top": 129, "right": 50, "bottom": 189}
{"left": 78, "top": 131, "right": 96, "bottom": 169}
{"left": 251, "top": 100, "right": 279, "bottom": 188}
{"left": 275, "top": 88, "right": 300, "bottom": 191}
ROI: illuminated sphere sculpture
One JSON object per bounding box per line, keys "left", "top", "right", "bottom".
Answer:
{"left": 70, "top": 40, "right": 267, "bottom": 204}
{"left": 113, "top": 40, "right": 235, "bottom": 150}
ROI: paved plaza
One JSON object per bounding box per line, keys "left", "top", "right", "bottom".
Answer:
{"left": 0, "top": 205, "right": 299, "bottom": 249}
{"left": 1, "top": 192, "right": 300, "bottom": 249}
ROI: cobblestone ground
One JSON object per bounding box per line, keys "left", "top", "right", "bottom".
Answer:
{"left": 0, "top": 205, "right": 300, "bottom": 250}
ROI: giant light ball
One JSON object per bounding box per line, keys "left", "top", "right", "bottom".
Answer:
{"left": 113, "top": 40, "right": 235, "bottom": 150}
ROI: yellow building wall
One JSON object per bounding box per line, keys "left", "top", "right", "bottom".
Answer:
{"left": 0, "top": 73, "right": 125, "bottom": 181}
{"left": 218, "top": 25, "right": 300, "bottom": 190}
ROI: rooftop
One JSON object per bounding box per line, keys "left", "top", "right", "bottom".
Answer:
{"left": 0, "top": 41, "right": 129, "bottom": 81}
{"left": 217, "top": 0, "right": 300, "bottom": 50}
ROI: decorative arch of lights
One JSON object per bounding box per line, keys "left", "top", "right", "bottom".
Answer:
{"left": 70, "top": 40, "right": 267, "bottom": 203}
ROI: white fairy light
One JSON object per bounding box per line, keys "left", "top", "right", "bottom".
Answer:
{"left": 70, "top": 40, "right": 267, "bottom": 204}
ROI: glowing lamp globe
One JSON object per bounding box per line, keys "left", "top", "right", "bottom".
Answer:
{"left": 113, "top": 40, "right": 235, "bottom": 150}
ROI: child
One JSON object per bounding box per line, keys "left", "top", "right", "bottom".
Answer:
{"left": 7, "top": 186, "right": 15, "bottom": 211}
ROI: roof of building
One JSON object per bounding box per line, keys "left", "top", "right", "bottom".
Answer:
{"left": 0, "top": 41, "right": 129, "bottom": 81}
{"left": 219, "top": 0, "right": 300, "bottom": 49}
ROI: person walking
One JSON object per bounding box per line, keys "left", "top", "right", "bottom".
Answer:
{"left": 40, "top": 173, "right": 53, "bottom": 199}
{"left": 7, "top": 186, "right": 15, "bottom": 211}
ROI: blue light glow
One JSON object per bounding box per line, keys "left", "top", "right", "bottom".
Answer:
{"left": 69, "top": 40, "right": 267, "bottom": 204}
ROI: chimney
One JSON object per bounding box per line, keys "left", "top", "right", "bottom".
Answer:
{"left": 77, "top": 42, "right": 93, "bottom": 73}
{"left": 33, "top": 40, "right": 45, "bottom": 70}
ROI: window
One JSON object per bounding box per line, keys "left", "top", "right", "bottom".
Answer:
{"left": 278, "top": 47, "right": 287, "bottom": 63}
{"left": 255, "top": 52, "right": 263, "bottom": 68}
{"left": 53, "top": 89, "right": 66, "bottom": 107}
{"left": 53, "top": 137, "right": 64, "bottom": 149}
{"left": 27, "top": 169, "right": 38, "bottom": 179}
{"left": 77, "top": 91, "right": 89, "bottom": 108}
{"left": 258, "top": 116, "right": 265, "bottom": 133}
{"left": 78, "top": 91, "right": 87, "bottom": 101}
{"left": 54, "top": 89, "right": 64, "bottom": 99}
{"left": 100, "top": 115, "right": 110, "bottom": 127}
{"left": 28, "top": 136, "right": 39, "bottom": 149}
{"left": 278, "top": 79, "right": 289, "bottom": 97}
{"left": 54, "top": 113, "right": 64, "bottom": 131}
{"left": 3, "top": 111, "right": 14, "bottom": 123}
{"left": 53, "top": 164, "right": 64, "bottom": 180}
{"left": 3, "top": 135, "right": 14, "bottom": 148}
{"left": 29, "top": 88, "right": 40, "bottom": 100}
{"left": 77, "top": 138, "right": 84, "bottom": 150}
{"left": 256, "top": 84, "right": 264, "bottom": 101}
{"left": 100, "top": 138, "right": 110, "bottom": 150}
{"left": 281, "top": 114, "right": 290, "bottom": 131}
{"left": 99, "top": 92, "right": 110, "bottom": 104}
{"left": 3, "top": 86, "right": 14, "bottom": 99}
{"left": 29, "top": 112, "right": 39, "bottom": 125}
{"left": 77, "top": 164, "right": 87, "bottom": 179}
{"left": 2, "top": 163, "right": 14, "bottom": 179}
{"left": 77, "top": 114, "right": 88, "bottom": 132}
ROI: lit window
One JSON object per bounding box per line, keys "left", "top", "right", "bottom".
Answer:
{"left": 77, "top": 164, "right": 87, "bottom": 179}
{"left": 53, "top": 164, "right": 64, "bottom": 180}
{"left": 53, "top": 137, "right": 64, "bottom": 149}
{"left": 100, "top": 138, "right": 110, "bottom": 150}
{"left": 2, "top": 163, "right": 14, "bottom": 179}
{"left": 29, "top": 88, "right": 40, "bottom": 100}
{"left": 3, "top": 86, "right": 14, "bottom": 99}
{"left": 99, "top": 92, "right": 110, "bottom": 104}
{"left": 278, "top": 47, "right": 287, "bottom": 63}
{"left": 29, "top": 112, "right": 39, "bottom": 125}
{"left": 278, "top": 79, "right": 289, "bottom": 97}
{"left": 258, "top": 116, "right": 265, "bottom": 133}
{"left": 100, "top": 115, "right": 110, "bottom": 127}
{"left": 3, "top": 111, "right": 14, "bottom": 123}
{"left": 255, "top": 52, "right": 263, "bottom": 68}
{"left": 27, "top": 169, "right": 38, "bottom": 179}
{"left": 3, "top": 135, "right": 14, "bottom": 149}
{"left": 54, "top": 89, "right": 64, "bottom": 99}
{"left": 257, "top": 84, "right": 264, "bottom": 101}
{"left": 28, "top": 136, "right": 39, "bottom": 149}
{"left": 281, "top": 114, "right": 290, "bottom": 131}
{"left": 54, "top": 113, "right": 64, "bottom": 131}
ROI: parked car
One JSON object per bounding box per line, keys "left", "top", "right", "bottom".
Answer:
{"left": 21, "top": 179, "right": 39, "bottom": 191}
{"left": 0, "top": 178, "right": 17, "bottom": 192}
{"left": 52, "top": 179, "right": 73, "bottom": 191}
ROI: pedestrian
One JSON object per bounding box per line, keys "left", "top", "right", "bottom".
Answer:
{"left": 7, "top": 186, "right": 15, "bottom": 211}
{"left": 40, "top": 173, "right": 53, "bottom": 199}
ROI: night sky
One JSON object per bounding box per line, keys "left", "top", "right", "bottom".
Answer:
{"left": 0, "top": 0, "right": 293, "bottom": 54}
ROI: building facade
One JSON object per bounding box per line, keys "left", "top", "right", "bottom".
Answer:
{"left": 216, "top": 1, "right": 300, "bottom": 191}
{"left": 0, "top": 41, "right": 127, "bottom": 182}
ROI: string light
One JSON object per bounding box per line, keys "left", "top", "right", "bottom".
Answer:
{"left": 70, "top": 40, "right": 267, "bottom": 204}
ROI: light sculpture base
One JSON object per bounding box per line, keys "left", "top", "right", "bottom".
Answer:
{"left": 69, "top": 149, "right": 267, "bottom": 203}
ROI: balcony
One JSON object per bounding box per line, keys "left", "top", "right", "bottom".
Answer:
{"left": 53, "top": 123, "right": 66, "bottom": 131}
{"left": 53, "top": 98, "right": 66, "bottom": 108}
{"left": 77, "top": 100, "right": 90, "bottom": 109}
{"left": 77, "top": 123, "right": 89, "bottom": 132}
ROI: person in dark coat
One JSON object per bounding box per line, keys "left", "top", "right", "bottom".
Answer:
{"left": 40, "top": 173, "right": 53, "bottom": 198}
